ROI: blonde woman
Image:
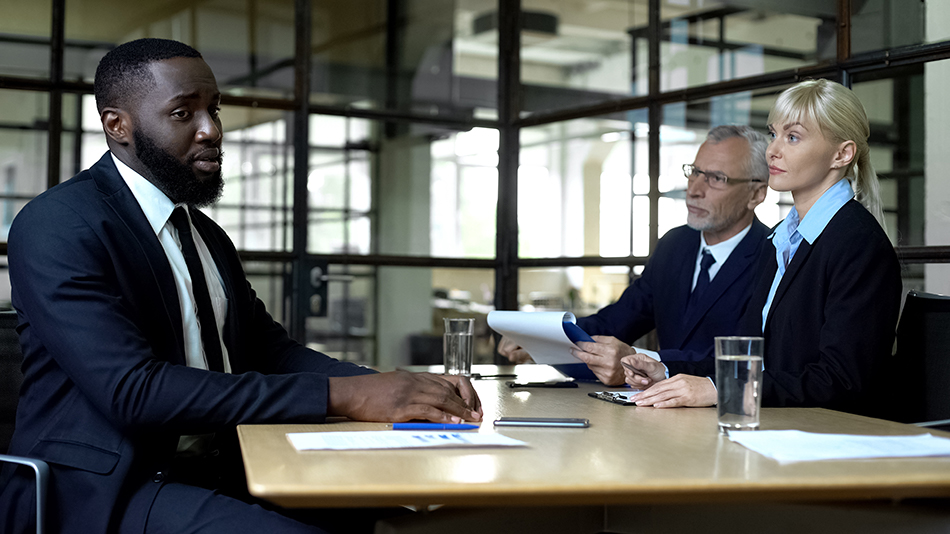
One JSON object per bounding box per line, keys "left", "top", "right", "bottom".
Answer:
{"left": 621, "top": 79, "right": 902, "bottom": 416}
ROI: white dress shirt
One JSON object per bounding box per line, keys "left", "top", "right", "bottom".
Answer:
{"left": 111, "top": 153, "right": 231, "bottom": 373}
{"left": 691, "top": 223, "right": 752, "bottom": 290}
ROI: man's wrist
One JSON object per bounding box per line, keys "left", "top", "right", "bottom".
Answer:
{"left": 706, "top": 376, "right": 717, "bottom": 404}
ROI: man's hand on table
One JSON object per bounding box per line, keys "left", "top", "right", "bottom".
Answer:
{"left": 630, "top": 374, "right": 717, "bottom": 408}
{"left": 328, "top": 371, "right": 483, "bottom": 423}
{"left": 497, "top": 335, "right": 533, "bottom": 364}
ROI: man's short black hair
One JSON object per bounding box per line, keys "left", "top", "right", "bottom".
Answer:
{"left": 94, "top": 38, "right": 202, "bottom": 113}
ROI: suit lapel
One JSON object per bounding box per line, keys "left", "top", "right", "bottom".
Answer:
{"left": 92, "top": 154, "right": 186, "bottom": 364}
{"left": 765, "top": 239, "right": 814, "bottom": 329}
{"left": 669, "top": 232, "right": 701, "bottom": 347}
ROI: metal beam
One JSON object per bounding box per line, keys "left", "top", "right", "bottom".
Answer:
{"left": 47, "top": 0, "right": 65, "bottom": 190}
{"left": 494, "top": 0, "right": 521, "bottom": 314}
{"left": 648, "top": 0, "right": 660, "bottom": 253}
{"left": 290, "top": 0, "right": 312, "bottom": 342}
{"left": 518, "top": 39, "right": 950, "bottom": 129}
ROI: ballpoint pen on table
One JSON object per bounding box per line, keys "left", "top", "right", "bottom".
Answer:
{"left": 392, "top": 423, "right": 480, "bottom": 430}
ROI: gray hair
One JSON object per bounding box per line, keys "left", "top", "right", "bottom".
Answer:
{"left": 705, "top": 124, "right": 769, "bottom": 184}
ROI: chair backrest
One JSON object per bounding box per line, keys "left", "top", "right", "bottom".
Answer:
{"left": 895, "top": 290, "right": 950, "bottom": 424}
{"left": 0, "top": 311, "right": 49, "bottom": 534}
{"left": 0, "top": 310, "right": 22, "bottom": 454}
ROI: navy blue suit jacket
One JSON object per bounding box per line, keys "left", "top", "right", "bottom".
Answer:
{"left": 0, "top": 153, "right": 375, "bottom": 534}
{"left": 666, "top": 200, "right": 901, "bottom": 415}
{"left": 577, "top": 220, "right": 768, "bottom": 361}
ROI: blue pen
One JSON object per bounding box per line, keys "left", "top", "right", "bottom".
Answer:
{"left": 392, "top": 423, "right": 480, "bottom": 430}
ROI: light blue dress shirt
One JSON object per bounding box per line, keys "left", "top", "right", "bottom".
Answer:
{"left": 761, "top": 179, "right": 855, "bottom": 333}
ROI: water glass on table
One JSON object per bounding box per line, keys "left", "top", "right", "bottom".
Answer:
{"left": 715, "top": 336, "right": 764, "bottom": 432}
{"left": 443, "top": 318, "right": 474, "bottom": 376}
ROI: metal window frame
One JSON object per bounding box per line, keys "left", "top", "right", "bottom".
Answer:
{"left": 1, "top": 0, "right": 950, "bottom": 363}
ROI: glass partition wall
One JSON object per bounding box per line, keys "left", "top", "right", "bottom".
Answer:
{"left": 1, "top": 0, "right": 949, "bottom": 369}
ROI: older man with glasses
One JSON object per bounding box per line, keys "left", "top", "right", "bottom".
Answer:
{"left": 499, "top": 125, "right": 770, "bottom": 386}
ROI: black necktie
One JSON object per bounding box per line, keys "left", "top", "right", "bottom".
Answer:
{"left": 169, "top": 207, "right": 225, "bottom": 372}
{"left": 685, "top": 249, "right": 716, "bottom": 317}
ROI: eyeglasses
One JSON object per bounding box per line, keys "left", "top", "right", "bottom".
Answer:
{"left": 682, "top": 164, "right": 763, "bottom": 190}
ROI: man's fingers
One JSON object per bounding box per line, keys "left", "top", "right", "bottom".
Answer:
{"left": 441, "top": 375, "right": 484, "bottom": 419}
{"left": 653, "top": 397, "right": 688, "bottom": 409}
{"left": 622, "top": 361, "right": 656, "bottom": 387}
{"left": 589, "top": 336, "right": 621, "bottom": 350}
{"left": 632, "top": 380, "right": 680, "bottom": 405}
{"left": 385, "top": 373, "right": 477, "bottom": 422}
{"left": 402, "top": 404, "right": 464, "bottom": 424}
{"left": 575, "top": 341, "right": 600, "bottom": 355}
{"left": 413, "top": 389, "right": 477, "bottom": 421}
{"left": 624, "top": 372, "right": 652, "bottom": 388}
{"left": 498, "top": 337, "right": 533, "bottom": 363}
{"left": 578, "top": 338, "right": 620, "bottom": 358}
{"left": 574, "top": 344, "right": 614, "bottom": 365}
{"left": 571, "top": 348, "right": 592, "bottom": 363}
{"left": 620, "top": 354, "right": 666, "bottom": 383}
{"left": 629, "top": 376, "right": 714, "bottom": 408}
{"left": 417, "top": 375, "right": 481, "bottom": 420}
{"left": 509, "top": 349, "right": 533, "bottom": 364}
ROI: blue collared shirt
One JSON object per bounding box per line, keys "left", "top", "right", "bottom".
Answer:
{"left": 761, "top": 179, "right": 855, "bottom": 333}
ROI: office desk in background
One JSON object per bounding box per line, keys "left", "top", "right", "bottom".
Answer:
{"left": 237, "top": 365, "right": 950, "bottom": 533}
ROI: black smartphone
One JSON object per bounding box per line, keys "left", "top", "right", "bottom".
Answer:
{"left": 506, "top": 380, "right": 578, "bottom": 388}
{"left": 493, "top": 417, "right": 589, "bottom": 428}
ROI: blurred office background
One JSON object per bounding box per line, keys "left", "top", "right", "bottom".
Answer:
{"left": 0, "top": 0, "right": 947, "bottom": 370}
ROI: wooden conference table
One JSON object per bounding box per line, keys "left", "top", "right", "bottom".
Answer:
{"left": 238, "top": 365, "right": 950, "bottom": 531}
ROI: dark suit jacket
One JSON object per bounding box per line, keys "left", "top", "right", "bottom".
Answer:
{"left": 666, "top": 200, "right": 902, "bottom": 415}
{"left": 0, "top": 153, "right": 375, "bottom": 534}
{"left": 577, "top": 220, "right": 768, "bottom": 361}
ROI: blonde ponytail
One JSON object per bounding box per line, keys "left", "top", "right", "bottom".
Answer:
{"left": 850, "top": 148, "right": 884, "bottom": 226}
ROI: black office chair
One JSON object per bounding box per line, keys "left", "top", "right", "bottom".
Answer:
{"left": 0, "top": 309, "right": 22, "bottom": 453}
{"left": 892, "top": 290, "right": 950, "bottom": 431}
{"left": 0, "top": 310, "right": 49, "bottom": 534}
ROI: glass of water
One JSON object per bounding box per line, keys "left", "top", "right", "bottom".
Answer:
{"left": 443, "top": 318, "right": 474, "bottom": 376}
{"left": 715, "top": 336, "right": 764, "bottom": 432}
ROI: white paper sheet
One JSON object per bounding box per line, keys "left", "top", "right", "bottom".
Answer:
{"left": 287, "top": 431, "right": 527, "bottom": 451}
{"left": 487, "top": 311, "right": 582, "bottom": 365}
{"left": 728, "top": 430, "right": 950, "bottom": 464}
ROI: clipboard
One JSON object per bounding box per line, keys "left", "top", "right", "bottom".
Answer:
{"left": 588, "top": 391, "right": 640, "bottom": 406}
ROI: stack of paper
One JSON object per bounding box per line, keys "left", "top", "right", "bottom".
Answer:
{"left": 488, "top": 311, "right": 585, "bottom": 365}
{"left": 727, "top": 430, "right": 950, "bottom": 464}
{"left": 287, "top": 431, "right": 527, "bottom": 451}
